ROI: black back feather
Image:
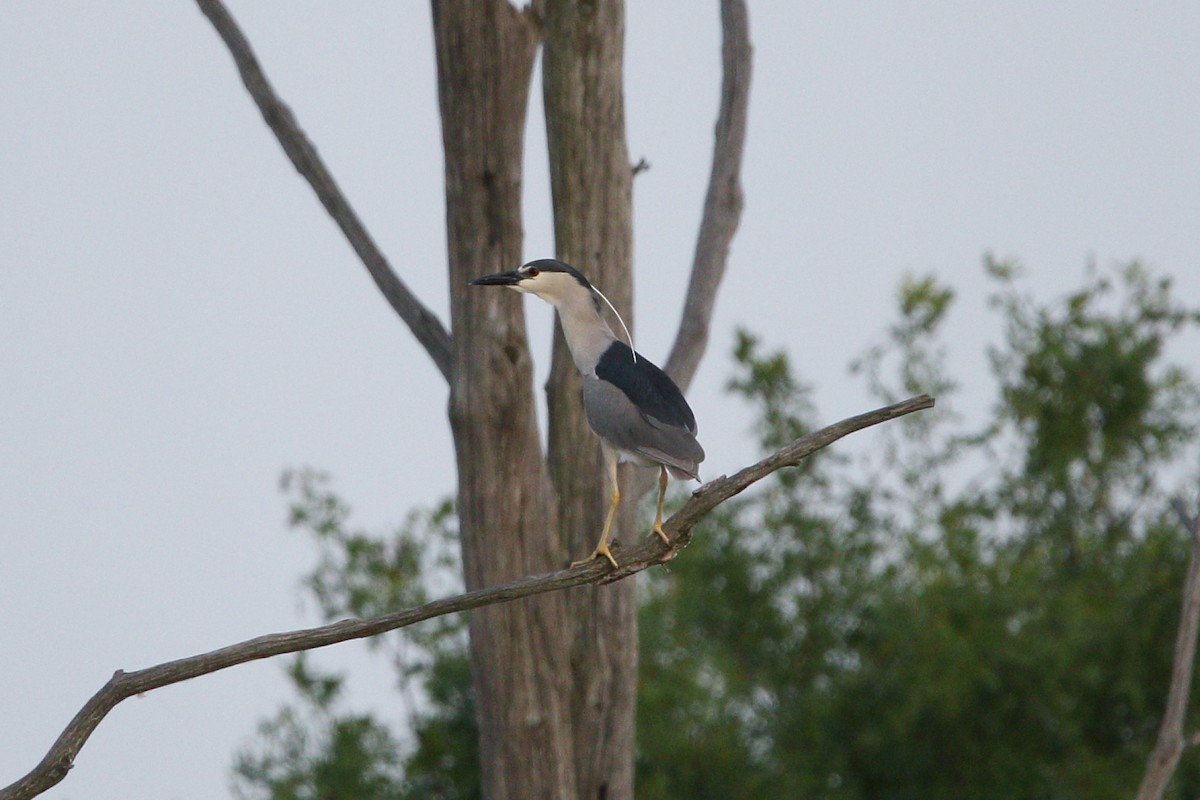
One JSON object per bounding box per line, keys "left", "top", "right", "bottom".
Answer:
{"left": 594, "top": 341, "right": 696, "bottom": 434}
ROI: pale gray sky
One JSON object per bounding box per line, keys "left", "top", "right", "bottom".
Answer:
{"left": 3, "top": 3, "right": 1199, "bottom": 798}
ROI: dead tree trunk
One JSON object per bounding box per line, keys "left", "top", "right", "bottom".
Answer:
{"left": 432, "top": 3, "right": 576, "bottom": 798}
{"left": 540, "top": 1, "right": 639, "bottom": 798}
{"left": 433, "top": 2, "right": 749, "bottom": 796}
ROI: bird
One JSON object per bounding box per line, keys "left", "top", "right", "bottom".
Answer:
{"left": 471, "top": 258, "right": 705, "bottom": 569}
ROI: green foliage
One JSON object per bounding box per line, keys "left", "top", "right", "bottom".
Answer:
{"left": 231, "top": 654, "right": 406, "bottom": 800}
{"left": 636, "top": 262, "right": 1200, "bottom": 799}
{"left": 987, "top": 260, "right": 1200, "bottom": 553}
{"left": 232, "top": 471, "right": 478, "bottom": 800}
{"left": 729, "top": 327, "right": 818, "bottom": 451}
{"left": 234, "top": 261, "right": 1200, "bottom": 799}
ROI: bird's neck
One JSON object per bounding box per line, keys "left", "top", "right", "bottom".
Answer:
{"left": 554, "top": 290, "right": 617, "bottom": 375}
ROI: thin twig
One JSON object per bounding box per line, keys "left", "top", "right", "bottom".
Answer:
{"left": 0, "top": 394, "right": 932, "bottom": 800}
{"left": 1134, "top": 495, "right": 1200, "bottom": 800}
{"left": 195, "top": 0, "right": 453, "bottom": 382}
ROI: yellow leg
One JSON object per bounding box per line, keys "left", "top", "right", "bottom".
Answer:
{"left": 650, "top": 465, "right": 670, "bottom": 545}
{"left": 571, "top": 448, "right": 621, "bottom": 569}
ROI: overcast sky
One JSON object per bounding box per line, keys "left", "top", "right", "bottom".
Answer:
{"left": 3, "top": 3, "right": 1199, "bottom": 798}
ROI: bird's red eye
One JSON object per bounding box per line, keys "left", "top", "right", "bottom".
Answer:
{"left": 527, "top": 267, "right": 540, "bottom": 277}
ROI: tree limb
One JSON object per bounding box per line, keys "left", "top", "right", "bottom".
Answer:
{"left": 195, "top": 0, "right": 453, "bottom": 382}
{"left": 0, "top": 394, "right": 932, "bottom": 800}
{"left": 1134, "top": 494, "right": 1200, "bottom": 800}
{"left": 664, "top": 0, "right": 751, "bottom": 390}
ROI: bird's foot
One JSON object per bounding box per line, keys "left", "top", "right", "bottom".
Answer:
{"left": 570, "top": 543, "right": 619, "bottom": 570}
{"left": 649, "top": 522, "right": 670, "bottom": 546}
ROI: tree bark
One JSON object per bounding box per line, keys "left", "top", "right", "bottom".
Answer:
{"left": 432, "top": 3, "right": 576, "bottom": 798}
{"left": 541, "top": 1, "right": 638, "bottom": 798}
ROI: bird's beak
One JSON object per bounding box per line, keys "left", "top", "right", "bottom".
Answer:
{"left": 470, "top": 271, "right": 523, "bottom": 287}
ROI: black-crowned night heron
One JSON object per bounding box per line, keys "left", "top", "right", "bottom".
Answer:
{"left": 471, "top": 258, "right": 705, "bottom": 568}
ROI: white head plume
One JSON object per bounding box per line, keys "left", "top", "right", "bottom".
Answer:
{"left": 591, "top": 284, "right": 636, "bottom": 363}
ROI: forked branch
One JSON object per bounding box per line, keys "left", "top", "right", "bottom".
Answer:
{"left": 0, "top": 394, "right": 933, "bottom": 800}
{"left": 195, "top": 0, "right": 453, "bottom": 381}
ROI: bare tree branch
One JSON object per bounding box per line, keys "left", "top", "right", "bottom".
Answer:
{"left": 0, "top": 394, "right": 932, "bottom": 800}
{"left": 1134, "top": 496, "right": 1200, "bottom": 800}
{"left": 195, "top": 0, "right": 453, "bottom": 382}
{"left": 664, "top": 0, "right": 752, "bottom": 390}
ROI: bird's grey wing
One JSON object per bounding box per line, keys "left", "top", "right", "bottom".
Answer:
{"left": 639, "top": 412, "right": 705, "bottom": 474}
{"left": 583, "top": 377, "right": 705, "bottom": 480}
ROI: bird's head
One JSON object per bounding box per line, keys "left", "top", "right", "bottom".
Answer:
{"left": 471, "top": 258, "right": 637, "bottom": 361}
{"left": 470, "top": 258, "right": 593, "bottom": 306}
